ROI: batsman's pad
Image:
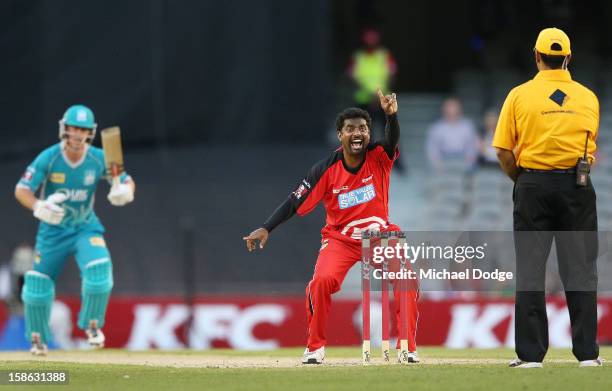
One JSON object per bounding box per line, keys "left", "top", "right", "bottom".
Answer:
{"left": 78, "top": 258, "right": 113, "bottom": 330}
{"left": 21, "top": 271, "right": 55, "bottom": 343}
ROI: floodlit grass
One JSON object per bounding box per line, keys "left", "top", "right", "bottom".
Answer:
{"left": 1, "top": 347, "right": 610, "bottom": 391}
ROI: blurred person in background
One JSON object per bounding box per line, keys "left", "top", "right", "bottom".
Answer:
{"left": 0, "top": 244, "right": 77, "bottom": 351}
{"left": 426, "top": 98, "right": 479, "bottom": 172}
{"left": 0, "top": 244, "right": 34, "bottom": 350}
{"left": 0, "top": 244, "right": 34, "bottom": 313}
{"left": 14, "top": 105, "right": 136, "bottom": 356}
{"left": 348, "top": 28, "right": 405, "bottom": 174}
{"left": 478, "top": 109, "right": 500, "bottom": 168}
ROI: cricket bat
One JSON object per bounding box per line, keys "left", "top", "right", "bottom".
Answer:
{"left": 101, "top": 127, "right": 125, "bottom": 186}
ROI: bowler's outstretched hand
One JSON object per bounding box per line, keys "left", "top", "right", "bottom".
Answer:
{"left": 377, "top": 89, "right": 398, "bottom": 115}
{"left": 243, "top": 227, "right": 269, "bottom": 252}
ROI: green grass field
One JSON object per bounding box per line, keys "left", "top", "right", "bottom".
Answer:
{"left": 1, "top": 347, "right": 610, "bottom": 390}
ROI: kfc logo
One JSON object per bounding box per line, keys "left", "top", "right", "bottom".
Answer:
{"left": 126, "top": 303, "right": 289, "bottom": 350}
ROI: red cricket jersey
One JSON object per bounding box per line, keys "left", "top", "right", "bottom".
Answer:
{"left": 288, "top": 143, "right": 399, "bottom": 243}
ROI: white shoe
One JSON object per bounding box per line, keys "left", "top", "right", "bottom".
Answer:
{"left": 579, "top": 357, "right": 603, "bottom": 367}
{"left": 86, "top": 323, "right": 105, "bottom": 349}
{"left": 302, "top": 346, "right": 325, "bottom": 364}
{"left": 508, "top": 358, "right": 543, "bottom": 368}
{"left": 407, "top": 351, "right": 420, "bottom": 363}
{"left": 397, "top": 350, "right": 419, "bottom": 364}
{"left": 30, "top": 332, "right": 48, "bottom": 356}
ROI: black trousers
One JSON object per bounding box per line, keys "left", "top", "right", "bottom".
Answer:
{"left": 513, "top": 171, "right": 599, "bottom": 362}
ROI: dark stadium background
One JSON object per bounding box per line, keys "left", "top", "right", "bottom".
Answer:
{"left": 1, "top": 0, "right": 611, "bottom": 298}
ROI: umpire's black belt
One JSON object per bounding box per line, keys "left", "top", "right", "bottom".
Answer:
{"left": 521, "top": 167, "right": 576, "bottom": 174}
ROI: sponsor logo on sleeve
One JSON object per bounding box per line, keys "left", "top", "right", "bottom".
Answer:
{"left": 50, "top": 172, "right": 66, "bottom": 184}
{"left": 338, "top": 184, "right": 376, "bottom": 209}
{"left": 293, "top": 185, "right": 306, "bottom": 199}
{"left": 292, "top": 179, "right": 311, "bottom": 199}
{"left": 21, "top": 167, "right": 35, "bottom": 182}
{"left": 89, "top": 237, "right": 107, "bottom": 247}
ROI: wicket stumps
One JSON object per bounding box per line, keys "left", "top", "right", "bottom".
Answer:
{"left": 361, "top": 230, "right": 410, "bottom": 365}
{"left": 361, "top": 230, "right": 372, "bottom": 364}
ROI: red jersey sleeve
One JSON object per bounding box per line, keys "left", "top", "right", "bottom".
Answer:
{"left": 294, "top": 162, "right": 328, "bottom": 217}
{"left": 370, "top": 143, "right": 399, "bottom": 167}
{"left": 262, "top": 153, "right": 336, "bottom": 232}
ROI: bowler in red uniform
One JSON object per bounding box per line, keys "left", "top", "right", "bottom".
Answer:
{"left": 244, "top": 90, "right": 418, "bottom": 364}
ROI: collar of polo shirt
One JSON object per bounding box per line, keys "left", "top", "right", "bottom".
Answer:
{"left": 534, "top": 69, "right": 572, "bottom": 82}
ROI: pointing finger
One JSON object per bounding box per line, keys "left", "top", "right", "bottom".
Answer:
{"left": 377, "top": 89, "right": 384, "bottom": 100}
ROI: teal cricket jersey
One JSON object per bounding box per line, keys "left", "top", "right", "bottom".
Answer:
{"left": 16, "top": 142, "right": 129, "bottom": 236}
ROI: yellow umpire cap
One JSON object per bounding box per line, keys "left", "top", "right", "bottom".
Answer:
{"left": 535, "top": 27, "right": 571, "bottom": 56}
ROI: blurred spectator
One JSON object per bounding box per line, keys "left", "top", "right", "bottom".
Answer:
{"left": 0, "top": 262, "right": 9, "bottom": 302}
{"left": 0, "top": 243, "right": 34, "bottom": 350}
{"left": 425, "top": 98, "right": 479, "bottom": 172}
{"left": 0, "top": 243, "right": 34, "bottom": 314}
{"left": 348, "top": 28, "right": 405, "bottom": 173}
{"left": 478, "top": 109, "right": 500, "bottom": 168}
{"left": 348, "top": 28, "right": 397, "bottom": 125}
{"left": 0, "top": 244, "right": 75, "bottom": 350}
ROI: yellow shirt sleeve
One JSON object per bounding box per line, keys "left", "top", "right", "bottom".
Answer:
{"left": 589, "top": 94, "right": 600, "bottom": 164}
{"left": 593, "top": 94, "right": 600, "bottom": 142}
{"left": 492, "top": 87, "right": 518, "bottom": 151}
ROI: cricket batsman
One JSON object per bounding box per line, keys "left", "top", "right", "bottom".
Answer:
{"left": 14, "top": 105, "right": 135, "bottom": 355}
{"left": 243, "top": 90, "right": 419, "bottom": 364}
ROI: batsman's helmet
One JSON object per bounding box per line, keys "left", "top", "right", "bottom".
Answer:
{"left": 58, "top": 104, "right": 97, "bottom": 142}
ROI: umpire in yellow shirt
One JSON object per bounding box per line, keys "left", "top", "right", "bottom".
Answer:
{"left": 494, "top": 28, "right": 601, "bottom": 368}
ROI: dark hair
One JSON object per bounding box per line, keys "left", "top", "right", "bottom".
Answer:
{"left": 540, "top": 53, "right": 566, "bottom": 69}
{"left": 335, "top": 108, "right": 371, "bottom": 132}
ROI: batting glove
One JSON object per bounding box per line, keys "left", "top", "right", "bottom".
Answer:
{"left": 33, "top": 192, "right": 67, "bottom": 225}
{"left": 107, "top": 183, "right": 134, "bottom": 206}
